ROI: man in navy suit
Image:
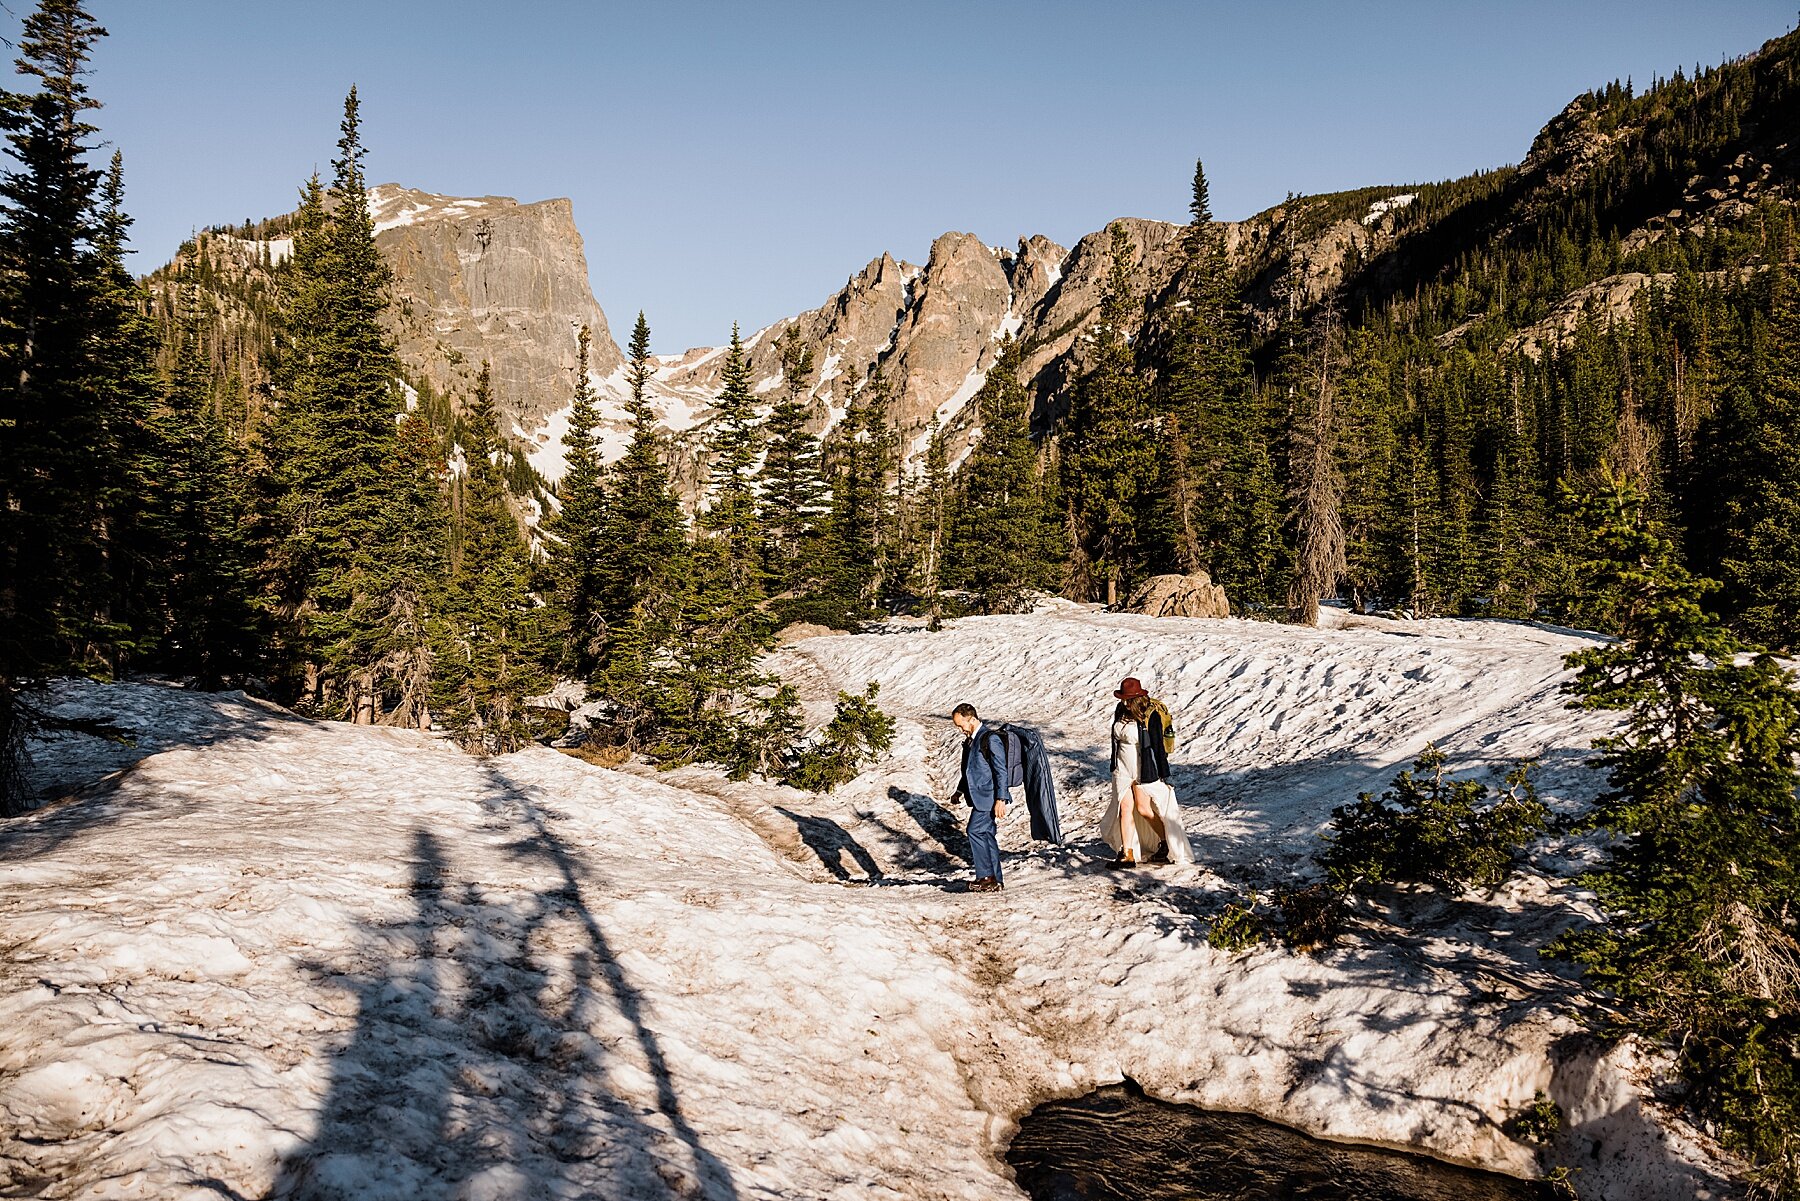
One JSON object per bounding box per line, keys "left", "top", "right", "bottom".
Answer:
{"left": 951, "top": 702, "right": 1007, "bottom": 892}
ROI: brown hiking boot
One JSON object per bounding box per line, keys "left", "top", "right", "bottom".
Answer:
{"left": 970, "top": 877, "right": 1003, "bottom": 893}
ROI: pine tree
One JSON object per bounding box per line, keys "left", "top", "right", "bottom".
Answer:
{"left": 821, "top": 365, "right": 897, "bottom": 618}
{"left": 702, "top": 324, "right": 763, "bottom": 592}
{"left": 543, "top": 324, "right": 607, "bottom": 676}
{"left": 0, "top": 3, "right": 162, "bottom": 814}
{"left": 0, "top": 0, "right": 125, "bottom": 682}
{"left": 431, "top": 362, "right": 546, "bottom": 751}
{"left": 600, "top": 535, "right": 774, "bottom": 767}
{"left": 758, "top": 325, "right": 831, "bottom": 610}
{"left": 152, "top": 288, "right": 262, "bottom": 686}
{"left": 1718, "top": 266, "right": 1800, "bottom": 649}
{"left": 591, "top": 311, "right": 686, "bottom": 626}
{"left": 263, "top": 89, "right": 425, "bottom": 722}
{"left": 943, "top": 337, "right": 1057, "bottom": 612}
{"left": 89, "top": 151, "right": 165, "bottom": 667}
{"left": 595, "top": 323, "right": 778, "bottom": 768}
{"left": 917, "top": 418, "right": 951, "bottom": 628}
{"left": 1153, "top": 158, "right": 1242, "bottom": 574}
{"left": 1336, "top": 329, "right": 1405, "bottom": 610}
{"left": 1061, "top": 222, "right": 1155, "bottom": 605}
{"left": 1556, "top": 474, "right": 1800, "bottom": 1190}
{"left": 1478, "top": 384, "right": 1552, "bottom": 619}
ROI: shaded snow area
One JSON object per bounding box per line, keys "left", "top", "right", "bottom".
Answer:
{"left": 0, "top": 613, "right": 1744, "bottom": 1199}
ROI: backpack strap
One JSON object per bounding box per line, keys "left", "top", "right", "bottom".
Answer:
{"left": 1148, "top": 699, "right": 1176, "bottom": 754}
{"left": 980, "top": 726, "right": 1008, "bottom": 786}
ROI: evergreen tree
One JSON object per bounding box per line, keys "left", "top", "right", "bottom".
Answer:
{"left": 1336, "top": 329, "right": 1405, "bottom": 609}
{"left": 1718, "top": 266, "right": 1800, "bottom": 649}
{"left": 152, "top": 289, "right": 262, "bottom": 686}
{"left": 1557, "top": 475, "right": 1800, "bottom": 1192}
{"left": 1061, "top": 222, "right": 1155, "bottom": 605}
{"left": 821, "top": 365, "right": 897, "bottom": 618}
{"left": 702, "top": 324, "right": 763, "bottom": 592}
{"left": 89, "top": 151, "right": 165, "bottom": 665}
{"left": 432, "top": 362, "right": 545, "bottom": 750}
{"left": 0, "top": 3, "right": 165, "bottom": 813}
{"left": 943, "top": 337, "right": 1058, "bottom": 612}
{"left": 262, "top": 89, "right": 424, "bottom": 722}
{"left": 758, "top": 325, "right": 831, "bottom": 610}
{"left": 1478, "top": 384, "right": 1553, "bottom": 619}
{"left": 595, "top": 323, "right": 779, "bottom": 768}
{"left": 0, "top": 0, "right": 126, "bottom": 683}
{"left": 591, "top": 311, "right": 685, "bottom": 625}
{"left": 1154, "top": 158, "right": 1246, "bottom": 576}
{"left": 343, "top": 407, "right": 446, "bottom": 731}
{"left": 600, "top": 535, "right": 775, "bottom": 768}
{"left": 543, "top": 324, "right": 607, "bottom": 676}
{"left": 915, "top": 418, "right": 951, "bottom": 628}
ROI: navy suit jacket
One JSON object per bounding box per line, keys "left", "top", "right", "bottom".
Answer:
{"left": 959, "top": 724, "right": 1008, "bottom": 813}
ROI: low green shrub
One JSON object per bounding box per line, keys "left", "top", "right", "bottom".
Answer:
{"left": 1274, "top": 883, "right": 1348, "bottom": 951}
{"left": 1208, "top": 900, "right": 1269, "bottom": 952}
{"left": 783, "top": 682, "right": 897, "bottom": 793}
{"left": 1506, "top": 1090, "right": 1564, "bottom": 1143}
{"left": 1318, "top": 744, "right": 1547, "bottom": 894}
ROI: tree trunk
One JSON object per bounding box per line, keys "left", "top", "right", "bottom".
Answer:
{"left": 352, "top": 671, "right": 376, "bottom": 725}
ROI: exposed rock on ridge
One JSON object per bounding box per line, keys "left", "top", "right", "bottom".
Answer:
{"left": 367, "top": 184, "right": 625, "bottom": 449}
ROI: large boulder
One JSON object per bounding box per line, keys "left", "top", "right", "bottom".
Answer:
{"left": 1125, "top": 572, "right": 1231, "bottom": 619}
{"left": 775, "top": 621, "right": 844, "bottom": 646}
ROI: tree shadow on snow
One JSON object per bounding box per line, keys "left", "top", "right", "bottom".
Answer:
{"left": 774, "top": 806, "right": 884, "bottom": 880}
{"left": 270, "top": 769, "right": 740, "bottom": 1200}
{"left": 885, "top": 785, "right": 970, "bottom": 863}
{"left": 0, "top": 683, "right": 307, "bottom": 862}
{"left": 1051, "top": 741, "right": 1600, "bottom": 882}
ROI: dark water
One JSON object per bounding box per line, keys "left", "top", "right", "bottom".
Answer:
{"left": 1006, "top": 1082, "right": 1551, "bottom": 1201}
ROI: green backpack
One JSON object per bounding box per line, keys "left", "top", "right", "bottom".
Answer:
{"left": 1146, "top": 699, "right": 1177, "bottom": 755}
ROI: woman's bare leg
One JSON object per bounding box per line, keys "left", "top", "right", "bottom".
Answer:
{"left": 1132, "top": 783, "right": 1167, "bottom": 846}
{"left": 1118, "top": 794, "right": 1140, "bottom": 862}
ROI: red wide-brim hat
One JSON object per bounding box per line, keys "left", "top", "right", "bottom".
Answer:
{"left": 1114, "top": 677, "right": 1148, "bottom": 700}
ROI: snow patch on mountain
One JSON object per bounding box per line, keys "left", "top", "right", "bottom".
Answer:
{"left": 1363, "top": 193, "right": 1417, "bottom": 225}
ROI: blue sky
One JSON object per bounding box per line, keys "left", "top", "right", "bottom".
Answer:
{"left": 54, "top": 1, "right": 1800, "bottom": 352}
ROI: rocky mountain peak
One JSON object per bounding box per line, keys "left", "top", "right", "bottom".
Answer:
{"left": 369, "top": 184, "right": 625, "bottom": 460}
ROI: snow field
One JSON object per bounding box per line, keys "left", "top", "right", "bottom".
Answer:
{"left": 0, "top": 612, "right": 1744, "bottom": 1199}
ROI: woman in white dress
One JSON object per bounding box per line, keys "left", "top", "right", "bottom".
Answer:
{"left": 1101, "top": 679, "right": 1194, "bottom": 867}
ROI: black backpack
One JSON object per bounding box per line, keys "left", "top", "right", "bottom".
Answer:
{"left": 981, "top": 724, "right": 1028, "bottom": 791}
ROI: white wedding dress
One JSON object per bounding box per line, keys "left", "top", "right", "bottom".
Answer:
{"left": 1101, "top": 716, "right": 1194, "bottom": 864}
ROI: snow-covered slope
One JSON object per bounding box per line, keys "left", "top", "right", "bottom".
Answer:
{"left": 0, "top": 612, "right": 1742, "bottom": 1200}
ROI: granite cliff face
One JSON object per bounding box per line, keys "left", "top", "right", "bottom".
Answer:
{"left": 148, "top": 183, "right": 1399, "bottom": 493}
{"left": 368, "top": 185, "right": 624, "bottom": 442}
{"left": 646, "top": 219, "right": 1191, "bottom": 473}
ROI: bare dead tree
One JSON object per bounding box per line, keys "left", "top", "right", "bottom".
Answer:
{"left": 1288, "top": 302, "right": 1348, "bottom": 626}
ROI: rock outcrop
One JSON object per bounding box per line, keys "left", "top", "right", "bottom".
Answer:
{"left": 650, "top": 229, "right": 1073, "bottom": 466}
{"left": 1125, "top": 572, "right": 1231, "bottom": 620}
{"left": 144, "top": 185, "right": 1441, "bottom": 501}
{"left": 367, "top": 185, "right": 627, "bottom": 471}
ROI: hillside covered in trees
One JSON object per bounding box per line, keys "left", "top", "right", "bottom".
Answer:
{"left": 5, "top": 3, "right": 1800, "bottom": 1190}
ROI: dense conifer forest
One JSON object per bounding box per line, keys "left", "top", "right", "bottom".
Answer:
{"left": 3, "top": 2, "right": 1800, "bottom": 1186}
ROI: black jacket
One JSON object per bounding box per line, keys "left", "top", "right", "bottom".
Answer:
{"left": 1113, "top": 703, "right": 1171, "bottom": 786}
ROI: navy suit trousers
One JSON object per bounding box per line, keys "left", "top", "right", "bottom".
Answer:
{"left": 966, "top": 805, "right": 1001, "bottom": 882}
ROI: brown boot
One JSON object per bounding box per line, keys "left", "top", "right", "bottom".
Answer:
{"left": 970, "top": 877, "right": 1003, "bottom": 893}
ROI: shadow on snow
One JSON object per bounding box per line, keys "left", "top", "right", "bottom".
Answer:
{"left": 270, "top": 764, "right": 739, "bottom": 1200}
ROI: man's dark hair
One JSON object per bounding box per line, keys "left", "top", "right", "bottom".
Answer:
{"left": 951, "top": 703, "right": 979, "bottom": 720}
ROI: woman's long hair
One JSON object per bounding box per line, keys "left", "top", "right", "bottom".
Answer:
{"left": 1124, "top": 693, "right": 1153, "bottom": 723}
